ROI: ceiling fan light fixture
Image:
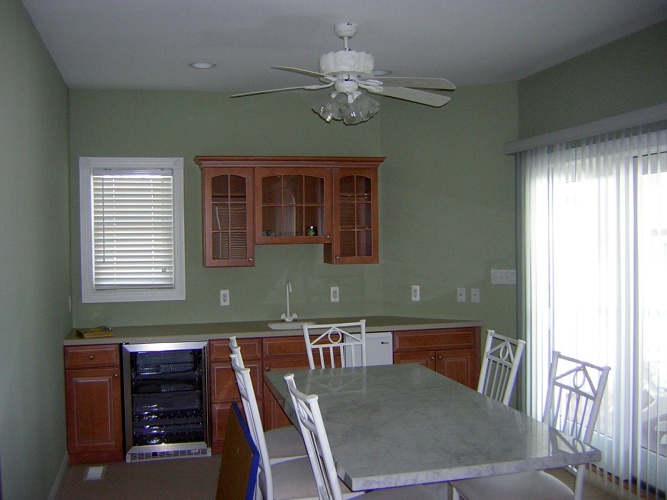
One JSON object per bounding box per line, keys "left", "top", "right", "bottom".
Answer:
{"left": 312, "top": 91, "right": 379, "bottom": 125}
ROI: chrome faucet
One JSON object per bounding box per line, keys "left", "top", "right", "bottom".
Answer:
{"left": 281, "top": 281, "right": 298, "bottom": 322}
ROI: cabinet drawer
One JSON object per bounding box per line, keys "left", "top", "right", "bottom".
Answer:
{"left": 64, "top": 345, "right": 119, "bottom": 369}
{"left": 210, "top": 338, "right": 262, "bottom": 362}
{"left": 393, "top": 328, "right": 476, "bottom": 351}
{"left": 263, "top": 336, "right": 309, "bottom": 358}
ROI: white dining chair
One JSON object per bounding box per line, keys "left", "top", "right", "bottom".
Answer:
{"left": 231, "top": 353, "right": 352, "bottom": 500}
{"left": 449, "top": 351, "right": 611, "bottom": 500}
{"left": 284, "top": 373, "right": 441, "bottom": 500}
{"left": 477, "top": 330, "right": 526, "bottom": 405}
{"left": 228, "top": 337, "right": 307, "bottom": 465}
{"left": 302, "top": 320, "right": 367, "bottom": 369}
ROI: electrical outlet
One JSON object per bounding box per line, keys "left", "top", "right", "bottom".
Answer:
{"left": 457, "top": 287, "right": 466, "bottom": 303}
{"left": 330, "top": 286, "right": 339, "bottom": 303}
{"left": 471, "top": 288, "right": 480, "bottom": 303}
{"left": 220, "top": 289, "right": 230, "bottom": 306}
{"left": 411, "top": 285, "right": 420, "bottom": 301}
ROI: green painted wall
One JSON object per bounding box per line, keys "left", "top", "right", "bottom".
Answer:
{"left": 4, "top": 3, "right": 664, "bottom": 497}
{"left": 69, "top": 85, "right": 518, "bottom": 338}
{"left": 0, "top": 1, "right": 70, "bottom": 498}
{"left": 518, "top": 20, "right": 667, "bottom": 138}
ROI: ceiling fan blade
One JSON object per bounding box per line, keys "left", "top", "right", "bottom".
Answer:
{"left": 271, "top": 66, "right": 330, "bottom": 79}
{"left": 367, "top": 86, "right": 452, "bottom": 107}
{"left": 231, "top": 82, "right": 333, "bottom": 98}
{"left": 379, "top": 77, "right": 456, "bottom": 91}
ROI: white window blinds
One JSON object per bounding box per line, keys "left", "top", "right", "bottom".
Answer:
{"left": 92, "top": 170, "right": 174, "bottom": 289}
{"left": 79, "top": 157, "right": 185, "bottom": 303}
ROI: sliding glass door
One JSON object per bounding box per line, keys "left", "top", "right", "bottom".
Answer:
{"left": 519, "top": 121, "right": 667, "bottom": 496}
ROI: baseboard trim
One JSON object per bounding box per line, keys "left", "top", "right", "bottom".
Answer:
{"left": 48, "top": 453, "right": 69, "bottom": 500}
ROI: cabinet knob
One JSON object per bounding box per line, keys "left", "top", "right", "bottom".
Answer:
{"left": 326, "top": 234, "right": 331, "bottom": 239}
{"left": 438, "top": 356, "right": 443, "bottom": 360}
{"left": 336, "top": 256, "right": 340, "bottom": 259}
{"left": 114, "top": 373, "right": 118, "bottom": 378}
{"left": 89, "top": 355, "right": 95, "bottom": 360}
{"left": 265, "top": 366, "right": 270, "bottom": 371}
{"left": 430, "top": 356, "right": 435, "bottom": 360}
{"left": 249, "top": 258, "right": 254, "bottom": 262}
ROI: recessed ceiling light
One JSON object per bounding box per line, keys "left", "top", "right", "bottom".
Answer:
{"left": 373, "top": 70, "right": 392, "bottom": 76}
{"left": 189, "top": 62, "right": 216, "bottom": 69}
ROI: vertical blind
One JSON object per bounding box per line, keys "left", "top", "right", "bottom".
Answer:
{"left": 92, "top": 170, "right": 175, "bottom": 289}
{"left": 518, "top": 120, "right": 667, "bottom": 497}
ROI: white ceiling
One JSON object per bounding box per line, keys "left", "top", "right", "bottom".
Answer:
{"left": 21, "top": 0, "right": 667, "bottom": 95}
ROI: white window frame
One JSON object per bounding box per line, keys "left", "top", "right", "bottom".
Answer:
{"left": 79, "top": 157, "right": 186, "bottom": 303}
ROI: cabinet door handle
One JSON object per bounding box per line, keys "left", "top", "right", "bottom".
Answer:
{"left": 114, "top": 373, "right": 118, "bottom": 378}
{"left": 326, "top": 234, "right": 331, "bottom": 239}
{"left": 438, "top": 356, "right": 444, "bottom": 360}
{"left": 265, "top": 366, "right": 271, "bottom": 371}
{"left": 89, "top": 355, "right": 95, "bottom": 360}
{"left": 249, "top": 258, "right": 254, "bottom": 262}
{"left": 430, "top": 356, "right": 435, "bottom": 360}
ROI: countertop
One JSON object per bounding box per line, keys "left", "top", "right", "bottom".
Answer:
{"left": 63, "top": 316, "right": 483, "bottom": 346}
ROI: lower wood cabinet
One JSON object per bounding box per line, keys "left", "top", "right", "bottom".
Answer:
{"left": 63, "top": 324, "right": 481, "bottom": 461}
{"left": 262, "top": 335, "right": 312, "bottom": 430}
{"left": 64, "top": 345, "right": 123, "bottom": 464}
{"left": 393, "top": 327, "right": 481, "bottom": 389}
{"left": 209, "top": 338, "right": 262, "bottom": 454}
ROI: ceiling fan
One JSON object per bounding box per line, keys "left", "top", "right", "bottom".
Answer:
{"left": 231, "top": 23, "right": 456, "bottom": 125}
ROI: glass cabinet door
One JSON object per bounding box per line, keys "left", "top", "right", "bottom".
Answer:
{"left": 202, "top": 168, "right": 254, "bottom": 267}
{"left": 327, "top": 168, "right": 379, "bottom": 264}
{"left": 255, "top": 168, "right": 331, "bottom": 244}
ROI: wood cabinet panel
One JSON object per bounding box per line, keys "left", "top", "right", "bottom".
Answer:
{"left": 393, "top": 328, "right": 476, "bottom": 351}
{"left": 211, "top": 358, "right": 262, "bottom": 403}
{"left": 64, "top": 344, "right": 120, "bottom": 369}
{"left": 65, "top": 365, "right": 123, "bottom": 464}
{"left": 209, "top": 338, "right": 261, "bottom": 362}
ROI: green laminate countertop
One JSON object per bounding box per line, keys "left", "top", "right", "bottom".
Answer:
{"left": 63, "top": 316, "right": 483, "bottom": 346}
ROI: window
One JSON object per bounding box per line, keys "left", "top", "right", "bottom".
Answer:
{"left": 79, "top": 157, "right": 185, "bottom": 303}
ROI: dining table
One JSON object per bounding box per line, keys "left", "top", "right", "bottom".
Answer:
{"left": 263, "top": 362, "right": 601, "bottom": 492}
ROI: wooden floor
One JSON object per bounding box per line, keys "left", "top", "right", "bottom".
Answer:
{"left": 56, "top": 455, "right": 647, "bottom": 499}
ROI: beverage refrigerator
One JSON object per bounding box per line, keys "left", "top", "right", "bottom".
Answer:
{"left": 122, "top": 341, "right": 210, "bottom": 462}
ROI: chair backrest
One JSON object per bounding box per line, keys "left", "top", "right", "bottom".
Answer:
{"left": 542, "top": 351, "right": 610, "bottom": 445}
{"left": 477, "top": 330, "right": 526, "bottom": 405}
{"left": 542, "top": 351, "right": 610, "bottom": 500}
{"left": 302, "top": 320, "right": 367, "bottom": 369}
{"left": 284, "top": 373, "right": 342, "bottom": 500}
{"left": 228, "top": 336, "right": 244, "bottom": 366}
{"left": 230, "top": 353, "right": 272, "bottom": 499}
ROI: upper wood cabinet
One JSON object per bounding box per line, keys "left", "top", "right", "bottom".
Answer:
{"left": 255, "top": 167, "right": 332, "bottom": 245}
{"left": 199, "top": 164, "right": 254, "bottom": 267}
{"left": 195, "top": 156, "right": 384, "bottom": 266}
{"left": 324, "top": 167, "right": 379, "bottom": 264}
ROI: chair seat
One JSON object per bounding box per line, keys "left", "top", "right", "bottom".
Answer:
{"left": 265, "top": 425, "right": 307, "bottom": 464}
{"left": 451, "top": 470, "right": 574, "bottom": 500}
{"left": 259, "top": 456, "right": 363, "bottom": 500}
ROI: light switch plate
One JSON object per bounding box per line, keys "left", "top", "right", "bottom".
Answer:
{"left": 330, "top": 286, "right": 339, "bottom": 303}
{"left": 220, "top": 289, "right": 230, "bottom": 306}
{"left": 471, "top": 288, "right": 480, "bottom": 303}
{"left": 411, "top": 285, "right": 420, "bottom": 301}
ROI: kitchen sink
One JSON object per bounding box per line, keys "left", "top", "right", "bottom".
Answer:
{"left": 267, "top": 321, "right": 315, "bottom": 331}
